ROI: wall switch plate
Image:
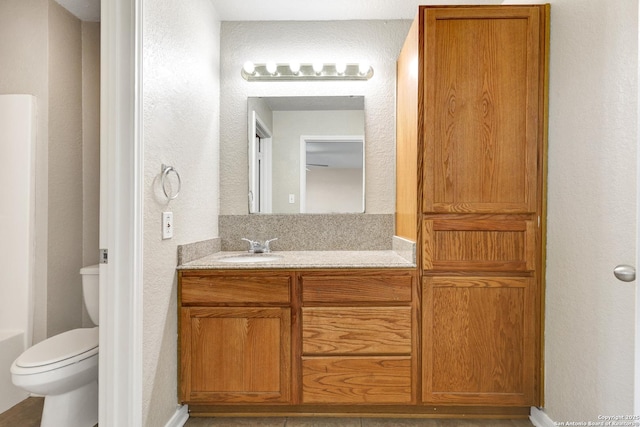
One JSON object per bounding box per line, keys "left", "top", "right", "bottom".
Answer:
{"left": 162, "top": 211, "right": 173, "bottom": 239}
{"left": 289, "top": 194, "right": 295, "bottom": 204}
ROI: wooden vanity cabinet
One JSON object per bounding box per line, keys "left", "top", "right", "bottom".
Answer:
{"left": 178, "top": 268, "right": 419, "bottom": 411}
{"left": 179, "top": 270, "right": 294, "bottom": 404}
{"left": 396, "top": 5, "right": 549, "bottom": 407}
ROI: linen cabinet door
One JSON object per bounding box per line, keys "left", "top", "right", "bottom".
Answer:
{"left": 422, "top": 6, "right": 543, "bottom": 214}
{"left": 180, "top": 306, "right": 291, "bottom": 404}
{"left": 422, "top": 276, "right": 536, "bottom": 405}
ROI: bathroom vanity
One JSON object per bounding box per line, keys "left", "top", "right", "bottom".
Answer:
{"left": 178, "top": 2, "right": 549, "bottom": 419}
{"left": 178, "top": 252, "right": 428, "bottom": 416}
{"left": 178, "top": 251, "right": 533, "bottom": 417}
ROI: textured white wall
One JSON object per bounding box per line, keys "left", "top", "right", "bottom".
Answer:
{"left": 506, "top": 0, "right": 638, "bottom": 421}
{"left": 220, "top": 20, "right": 412, "bottom": 214}
{"left": 142, "top": 0, "right": 220, "bottom": 425}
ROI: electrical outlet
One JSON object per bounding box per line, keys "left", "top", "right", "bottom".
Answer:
{"left": 289, "top": 194, "right": 295, "bottom": 203}
{"left": 162, "top": 211, "right": 173, "bottom": 239}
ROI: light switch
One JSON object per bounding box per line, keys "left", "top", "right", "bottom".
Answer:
{"left": 162, "top": 211, "right": 173, "bottom": 239}
{"left": 289, "top": 194, "right": 295, "bottom": 204}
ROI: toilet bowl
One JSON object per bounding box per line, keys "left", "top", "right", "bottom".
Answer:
{"left": 11, "top": 328, "right": 98, "bottom": 427}
{"left": 11, "top": 265, "right": 100, "bottom": 427}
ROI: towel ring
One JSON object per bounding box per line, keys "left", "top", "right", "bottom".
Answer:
{"left": 161, "top": 164, "right": 181, "bottom": 200}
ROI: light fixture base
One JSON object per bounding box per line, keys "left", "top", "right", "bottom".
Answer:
{"left": 241, "top": 63, "right": 373, "bottom": 81}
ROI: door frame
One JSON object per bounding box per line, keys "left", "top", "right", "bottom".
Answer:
{"left": 99, "top": 0, "right": 143, "bottom": 425}
{"left": 248, "top": 110, "right": 273, "bottom": 213}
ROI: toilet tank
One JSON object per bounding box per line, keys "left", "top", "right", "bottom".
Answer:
{"left": 80, "top": 265, "right": 100, "bottom": 325}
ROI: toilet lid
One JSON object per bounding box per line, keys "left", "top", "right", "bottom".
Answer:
{"left": 15, "top": 327, "right": 99, "bottom": 368}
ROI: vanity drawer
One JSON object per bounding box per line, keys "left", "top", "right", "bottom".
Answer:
{"left": 302, "top": 307, "right": 412, "bottom": 355}
{"left": 302, "top": 356, "right": 412, "bottom": 404}
{"left": 301, "top": 272, "right": 414, "bottom": 303}
{"left": 180, "top": 271, "right": 292, "bottom": 305}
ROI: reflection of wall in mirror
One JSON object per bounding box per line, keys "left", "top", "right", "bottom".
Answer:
{"left": 306, "top": 168, "right": 363, "bottom": 213}
{"left": 272, "top": 110, "right": 364, "bottom": 213}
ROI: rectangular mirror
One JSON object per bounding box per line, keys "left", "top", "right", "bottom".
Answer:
{"left": 248, "top": 96, "right": 365, "bottom": 214}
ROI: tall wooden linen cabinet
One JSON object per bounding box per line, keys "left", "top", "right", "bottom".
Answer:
{"left": 396, "top": 5, "right": 549, "bottom": 407}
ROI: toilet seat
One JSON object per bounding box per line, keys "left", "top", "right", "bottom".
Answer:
{"left": 12, "top": 327, "right": 98, "bottom": 375}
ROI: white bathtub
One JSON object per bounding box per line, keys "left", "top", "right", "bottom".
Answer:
{"left": 0, "top": 331, "right": 29, "bottom": 414}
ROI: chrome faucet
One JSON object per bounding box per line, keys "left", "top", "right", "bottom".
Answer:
{"left": 241, "top": 238, "right": 278, "bottom": 253}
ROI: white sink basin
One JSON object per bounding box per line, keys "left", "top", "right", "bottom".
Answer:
{"left": 219, "top": 254, "right": 284, "bottom": 263}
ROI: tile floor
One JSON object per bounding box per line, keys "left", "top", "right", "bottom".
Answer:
{"left": 185, "top": 417, "right": 534, "bottom": 427}
{"left": 0, "top": 398, "right": 534, "bottom": 427}
{"left": 0, "top": 397, "right": 43, "bottom": 427}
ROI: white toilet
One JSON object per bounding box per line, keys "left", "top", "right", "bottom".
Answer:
{"left": 11, "top": 265, "right": 100, "bottom": 427}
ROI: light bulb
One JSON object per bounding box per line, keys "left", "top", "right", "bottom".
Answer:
{"left": 289, "top": 62, "right": 301, "bottom": 74}
{"left": 335, "top": 62, "right": 347, "bottom": 75}
{"left": 266, "top": 62, "right": 278, "bottom": 75}
{"left": 359, "top": 61, "right": 370, "bottom": 75}
{"left": 313, "top": 62, "right": 324, "bottom": 74}
{"left": 242, "top": 61, "right": 255, "bottom": 75}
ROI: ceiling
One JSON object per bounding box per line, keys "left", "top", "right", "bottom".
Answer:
{"left": 54, "top": 0, "right": 100, "bottom": 22}
{"left": 211, "top": 0, "right": 506, "bottom": 21}
{"left": 213, "top": 0, "right": 423, "bottom": 21}
{"left": 55, "top": 0, "right": 504, "bottom": 23}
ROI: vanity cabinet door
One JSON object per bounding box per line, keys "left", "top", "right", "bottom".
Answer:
{"left": 180, "top": 306, "right": 291, "bottom": 403}
{"left": 178, "top": 270, "right": 294, "bottom": 405}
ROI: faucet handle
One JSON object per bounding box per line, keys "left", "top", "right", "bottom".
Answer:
{"left": 264, "top": 238, "right": 278, "bottom": 252}
{"left": 241, "top": 238, "right": 260, "bottom": 252}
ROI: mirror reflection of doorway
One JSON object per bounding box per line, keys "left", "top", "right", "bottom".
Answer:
{"left": 248, "top": 111, "right": 272, "bottom": 213}
{"left": 300, "top": 135, "right": 364, "bottom": 213}
{"left": 247, "top": 96, "right": 365, "bottom": 214}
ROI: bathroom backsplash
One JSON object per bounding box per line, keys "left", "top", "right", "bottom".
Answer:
{"left": 177, "top": 237, "right": 221, "bottom": 265}
{"left": 392, "top": 235, "right": 416, "bottom": 264}
{"left": 177, "top": 215, "right": 418, "bottom": 264}
{"left": 219, "top": 214, "right": 394, "bottom": 252}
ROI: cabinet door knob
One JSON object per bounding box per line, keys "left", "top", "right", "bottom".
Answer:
{"left": 613, "top": 264, "right": 636, "bottom": 282}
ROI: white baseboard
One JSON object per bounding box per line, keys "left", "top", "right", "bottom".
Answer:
{"left": 530, "top": 407, "right": 557, "bottom": 427}
{"left": 165, "top": 405, "right": 189, "bottom": 427}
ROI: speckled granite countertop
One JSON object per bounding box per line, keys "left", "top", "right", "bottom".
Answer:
{"left": 178, "top": 250, "right": 416, "bottom": 270}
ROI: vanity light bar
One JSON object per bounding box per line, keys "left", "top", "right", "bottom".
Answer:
{"left": 241, "top": 62, "right": 374, "bottom": 81}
